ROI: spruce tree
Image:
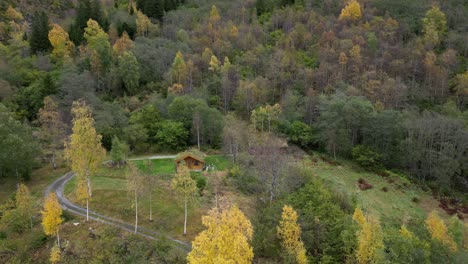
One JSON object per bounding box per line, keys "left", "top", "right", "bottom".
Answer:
{"left": 145, "top": 0, "right": 164, "bottom": 21}
{"left": 30, "top": 12, "right": 52, "bottom": 54}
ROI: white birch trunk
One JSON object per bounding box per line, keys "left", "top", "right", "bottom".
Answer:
{"left": 183, "top": 197, "right": 187, "bottom": 235}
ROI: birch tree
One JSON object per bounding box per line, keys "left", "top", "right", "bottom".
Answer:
{"left": 65, "top": 100, "right": 106, "bottom": 221}
{"left": 172, "top": 162, "right": 198, "bottom": 235}
{"left": 127, "top": 162, "right": 145, "bottom": 233}
{"left": 16, "top": 183, "right": 33, "bottom": 229}
{"left": 41, "top": 192, "right": 63, "bottom": 247}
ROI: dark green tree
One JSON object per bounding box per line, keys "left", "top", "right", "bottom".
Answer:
{"left": 30, "top": 12, "right": 52, "bottom": 54}
{"left": 145, "top": 0, "right": 164, "bottom": 20}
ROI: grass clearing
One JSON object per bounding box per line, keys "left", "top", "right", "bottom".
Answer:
{"left": 309, "top": 156, "right": 449, "bottom": 226}
{"left": 205, "top": 155, "right": 230, "bottom": 170}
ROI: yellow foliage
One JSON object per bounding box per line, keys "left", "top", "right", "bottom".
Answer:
{"left": 339, "top": 0, "right": 362, "bottom": 21}
{"left": 76, "top": 177, "right": 89, "bottom": 204}
{"left": 41, "top": 192, "right": 63, "bottom": 236}
{"left": 65, "top": 101, "right": 106, "bottom": 180}
{"left": 209, "top": 5, "right": 221, "bottom": 25}
{"left": 171, "top": 51, "right": 188, "bottom": 85}
{"left": 454, "top": 71, "right": 468, "bottom": 97}
{"left": 355, "top": 216, "right": 384, "bottom": 264}
{"left": 50, "top": 245, "right": 61, "bottom": 264}
{"left": 16, "top": 183, "right": 31, "bottom": 213}
{"left": 49, "top": 23, "right": 74, "bottom": 61}
{"left": 209, "top": 55, "right": 220, "bottom": 72}
{"left": 339, "top": 52, "right": 348, "bottom": 65}
{"left": 113, "top": 32, "right": 134, "bottom": 56}
{"left": 5, "top": 5, "right": 23, "bottom": 22}
{"left": 136, "top": 10, "right": 154, "bottom": 37}
{"left": 352, "top": 207, "right": 366, "bottom": 227}
{"left": 399, "top": 225, "right": 413, "bottom": 239}
{"left": 425, "top": 211, "right": 457, "bottom": 251}
{"left": 349, "top": 45, "right": 361, "bottom": 62}
{"left": 187, "top": 205, "right": 254, "bottom": 264}
{"left": 277, "top": 205, "right": 308, "bottom": 264}
{"left": 171, "top": 163, "right": 198, "bottom": 198}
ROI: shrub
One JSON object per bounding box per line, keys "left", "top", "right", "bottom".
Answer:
{"left": 381, "top": 187, "right": 388, "bottom": 192}
{"left": 196, "top": 176, "right": 207, "bottom": 193}
{"left": 352, "top": 145, "right": 382, "bottom": 170}
{"left": 357, "top": 178, "right": 373, "bottom": 190}
{"left": 412, "top": 197, "right": 420, "bottom": 203}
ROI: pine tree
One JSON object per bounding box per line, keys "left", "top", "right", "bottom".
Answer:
{"left": 171, "top": 162, "right": 198, "bottom": 235}
{"left": 145, "top": 0, "right": 164, "bottom": 21}
{"left": 188, "top": 205, "right": 254, "bottom": 263}
{"left": 277, "top": 205, "right": 308, "bottom": 264}
{"left": 41, "top": 192, "right": 63, "bottom": 247}
{"left": 30, "top": 12, "right": 52, "bottom": 54}
{"left": 65, "top": 100, "right": 106, "bottom": 221}
{"left": 16, "top": 183, "right": 33, "bottom": 229}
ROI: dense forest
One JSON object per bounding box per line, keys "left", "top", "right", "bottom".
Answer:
{"left": 0, "top": 0, "right": 467, "bottom": 263}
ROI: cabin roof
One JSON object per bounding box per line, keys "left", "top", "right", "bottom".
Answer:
{"left": 175, "top": 150, "right": 205, "bottom": 163}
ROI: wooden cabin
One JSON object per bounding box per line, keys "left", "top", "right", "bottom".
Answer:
{"left": 175, "top": 151, "right": 205, "bottom": 171}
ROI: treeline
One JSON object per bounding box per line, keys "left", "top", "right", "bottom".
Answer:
{"left": 0, "top": 0, "right": 466, "bottom": 190}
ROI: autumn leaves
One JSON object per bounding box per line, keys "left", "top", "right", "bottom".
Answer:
{"left": 188, "top": 204, "right": 306, "bottom": 264}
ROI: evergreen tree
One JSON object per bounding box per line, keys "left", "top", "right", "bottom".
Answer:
{"left": 145, "top": 0, "right": 164, "bottom": 21}
{"left": 30, "top": 12, "right": 52, "bottom": 54}
{"left": 70, "top": 0, "right": 108, "bottom": 45}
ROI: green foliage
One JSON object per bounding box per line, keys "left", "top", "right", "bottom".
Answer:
{"left": 287, "top": 179, "right": 355, "bottom": 262}
{"left": 352, "top": 145, "right": 382, "bottom": 170}
{"left": 69, "top": 0, "right": 108, "bottom": 45}
{"left": 284, "top": 121, "right": 316, "bottom": 148}
{"left": 110, "top": 136, "right": 129, "bottom": 165}
{"left": 118, "top": 52, "right": 140, "bottom": 95}
{"left": 0, "top": 104, "right": 39, "bottom": 180}
{"left": 154, "top": 120, "right": 189, "bottom": 151}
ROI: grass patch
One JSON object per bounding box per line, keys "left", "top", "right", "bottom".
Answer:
{"left": 205, "top": 155, "right": 230, "bottom": 170}
{"left": 309, "top": 157, "right": 448, "bottom": 226}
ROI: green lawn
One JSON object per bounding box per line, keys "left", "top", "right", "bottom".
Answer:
{"left": 309, "top": 156, "right": 447, "bottom": 226}
{"left": 205, "top": 155, "right": 230, "bottom": 170}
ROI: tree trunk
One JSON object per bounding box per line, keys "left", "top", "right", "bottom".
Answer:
{"left": 183, "top": 197, "right": 187, "bottom": 236}
{"left": 149, "top": 190, "right": 153, "bottom": 222}
{"left": 197, "top": 123, "right": 200, "bottom": 150}
{"left": 56, "top": 230, "right": 60, "bottom": 248}
{"left": 51, "top": 151, "right": 57, "bottom": 170}
{"left": 29, "top": 210, "right": 33, "bottom": 229}
{"left": 87, "top": 170, "right": 92, "bottom": 197}
{"left": 86, "top": 198, "right": 89, "bottom": 222}
{"left": 135, "top": 190, "right": 138, "bottom": 234}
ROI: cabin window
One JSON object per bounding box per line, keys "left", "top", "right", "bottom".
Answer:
{"left": 195, "top": 161, "right": 199, "bottom": 166}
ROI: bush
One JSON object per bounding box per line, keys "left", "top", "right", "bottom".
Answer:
{"left": 381, "top": 186, "right": 389, "bottom": 192}
{"left": 352, "top": 145, "right": 382, "bottom": 170}
{"left": 357, "top": 178, "right": 373, "bottom": 190}
{"left": 412, "top": 197, "right": 420, "bottom": 203}
{"left": 196, "top": 176, "right": 207, "bottom": 193}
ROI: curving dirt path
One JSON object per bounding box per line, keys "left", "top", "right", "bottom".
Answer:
{"left": 44, "top": 156, "right": 191, "bottom": 252}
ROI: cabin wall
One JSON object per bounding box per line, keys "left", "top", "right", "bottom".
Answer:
{"left": 177, "top": 157, "right": 204, "bottom": 171}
